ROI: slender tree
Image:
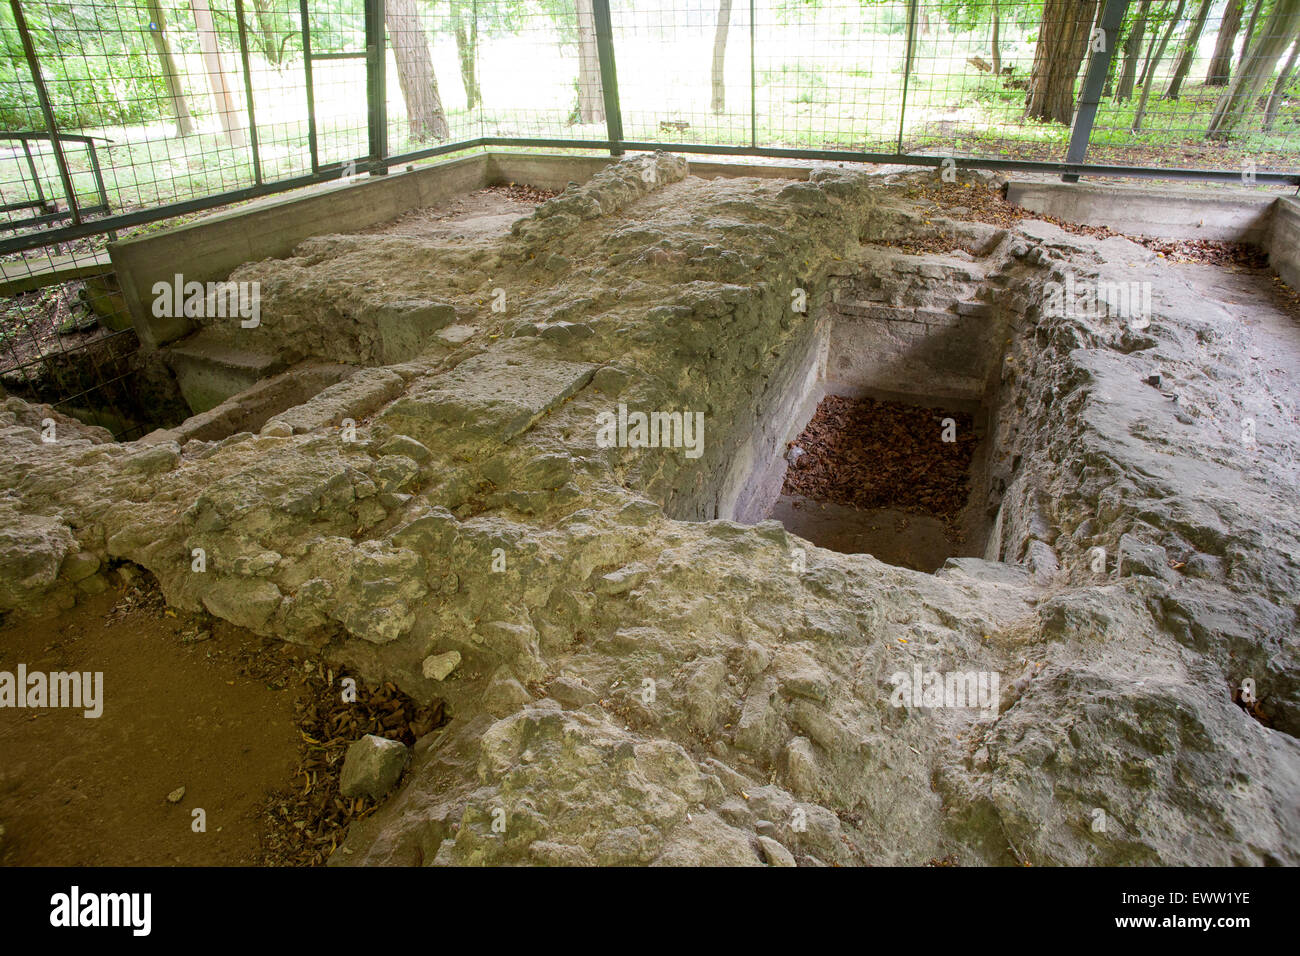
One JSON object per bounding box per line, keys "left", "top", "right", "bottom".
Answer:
{"left": 574, "top": 0, "right": 603, "bottom": 123}
{"left": 1206, "top": 0, "right": 1244, "bottom": 84}
{"left": 711, "top": 0, "right": 733, "bottom": 114}
{"left": 1233, "top": 0, "right": 1269, "bottom": 79}
{"left": 1116, "top": 0, "right": 1152, "bottom": 100}
{"left": 251, "top": 0, "right": 283, "bottom": 66}
{"left": 1133, "top": 0, "right": 1186, "bottom": 130}
{"left": 451, "top": 0, "right": 480, "bottom": 109}
{"left": 1240, "top": 0, "right": 1269, "bottom": 67}
{"left": 1164, "top": 0, "right": 1213, "bottom": 98}
{"left": 145, "top": 0, "right": 194, "bottom": 136}
{"left": 1264, "top": 39, "right": 1299, "bottom": 128}
{"left": 991, "top": 0, "right": 1001, "bottom": 76}
{"left": 191, "top": 0, "right": 246, "bottom": 146}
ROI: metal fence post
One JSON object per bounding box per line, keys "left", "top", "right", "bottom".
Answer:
{"left": 750, "top": 0, "right": 757, "bottom": 148}
{"left": 1063, "top": 0, "right": 1130, "bottom": 182}
{"left": 9, "top": 0, "right": 82, "bottom": 225}
{"left": 591, "top": 0, "right": 624, "bottom": 157}
{"left": 897, "top": 0, "right": 919, "bottom": 154}
{"left": 299, "top": 0, "right": 319, "bottom": 173}
{"left": 233, "top": 0, "right": 263, "bottom": 186}
{"left": 366, "top": 0, "right": 388, "bottom": 173}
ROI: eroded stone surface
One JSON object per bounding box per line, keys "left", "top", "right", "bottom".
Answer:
{"left": 2, "top": 153, "right": 1297, "bottom": 866}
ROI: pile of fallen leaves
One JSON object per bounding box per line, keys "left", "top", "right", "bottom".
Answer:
{"left": 876, "top": 233, "right": 966, "bottom": 255}
{"left": 484, "top": 182, "right": 558, "bottom": 204}
{"left": 260, "top": 662, "right": 445, "bottom": 867}
{"left": 901, "top": 179, "right": 1270, "bottom": 267}
{"left": 782, "top": 395, "right": 980, "bottom": 519}
{"left": 104, "top": 566, "right": 168, "bottom": 621}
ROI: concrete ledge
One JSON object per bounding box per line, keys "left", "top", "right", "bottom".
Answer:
{"left": 1006, "top": 180, "right": 1275, "bottom": 244}
{"left": 0, "top": 251, "right": 112, "bottom": 296}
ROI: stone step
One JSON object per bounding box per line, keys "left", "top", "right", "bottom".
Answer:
{"left": 839, "top": 299, "right": 994, "bottom": 324}
{"left": 954, "top": 300, "right": 994, "bottom": 318}
{"left": 163, "top": 331, "right": 287, "bottom": 414}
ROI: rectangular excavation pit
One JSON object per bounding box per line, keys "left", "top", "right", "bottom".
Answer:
{"left": 773, "top": 391, "right": 986, "bottom": 572}
{"left": 707, "top": 255, "right": 1012, "bottom": 573}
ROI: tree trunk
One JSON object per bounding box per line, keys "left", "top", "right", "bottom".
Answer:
{"left": 1026, "top": 0, "right": 1101, "bottom": 124}
{"left": 1239, "top": 0, "right": 1267, "bottom": 70}
{"left": 1165, "top": 0, "right": 1213, "bottom": 98}
{"left": 452, "top": 0, "right": 480, "bottom": 110}
{"left": 991, "top": 0, "right": 1002, "bottom": 76}
{"left": 575, "top": 0, "right": 603, "bottom": 124}
{"left": 711, "top": 0, "right": 733, "bottom": 114}
{"left": 1105, "top": 16, "right": 1133, "bottom": 97}
{"left": 1206, "top": 0, "right": 1244, "bottom": 84}
{"left": 145, "top": 0, "right": 194, "bottom": 136}
{"left": 1134, "top": 0, "right": 1186, "bottom": 129}
{"left": 1208, "top": 0, "right": 1300, "bottom": 136}
{"left": 1116, "top": 1, "right": 1151, "bottom": 100}
{"left": 1136, "top": 0, "right": 1174, "bottom": 90}
{"left": 385, "top": 0, "right": 450, "bottom": 142}
{"left": 252, "top": 0, "right": 280, "bottom": 66}
{"left": 1264, "top": 39, "right": 1299, "bottom": 128}
{"left": 190, "top": 0, "right": 245, "bottom": 147}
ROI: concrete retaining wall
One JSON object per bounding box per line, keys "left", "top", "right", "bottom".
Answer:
{"left": 109, "top": 154, "right": 492, "bottom": 348}
{"left": 1268, "top": 197, "right": 1300, "bottom": 290}
{"left": 1006, "top": 180, "right": 1275, "bottom": 244}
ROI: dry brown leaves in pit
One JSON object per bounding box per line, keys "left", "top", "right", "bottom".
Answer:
{"left": 902, "top": 180, "right": 1268, "bottom": 268}
{"left": 260, "top": 663, "right": 446, "bottom": 867}
{"left": 484, "top": 182, "right": 559, "bottom": 204}
{"left": 783, "top": 394, "right": 979, "bottom": 520}
{"left": 876, "top": 233, "right": 966, "bottom": 255}
{"left": 104, "top": 566, "right": 168, "bottom": 621}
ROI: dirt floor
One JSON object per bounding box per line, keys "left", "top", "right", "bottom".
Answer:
{"left": 769, "top": 496, "right": 960, "bottom": 572}
{"left": 0, "top": 580, "right": 305, "bottom": 865}
{"left": 0, "top": 570, "right": 446, "bottom": 867}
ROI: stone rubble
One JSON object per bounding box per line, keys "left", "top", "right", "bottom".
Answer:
{"left": 0, "top": 153, "right": 1296, "bottom": 866}
{"left": 340, "top": 735, "right": 410, "bottom": 801}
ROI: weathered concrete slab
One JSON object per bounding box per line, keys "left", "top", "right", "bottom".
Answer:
{"left": 108, "top": 154, "right": 490, "bottom": 348}
{"left": 383, "top": 345, "right": 596, "bottom": 451}
{"left": 270, "top": 368, "right": 406, "bottom": 435}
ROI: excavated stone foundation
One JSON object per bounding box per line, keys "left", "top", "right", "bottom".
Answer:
{"left": 2, "top": 155, "right": 1298, "bottom": 866}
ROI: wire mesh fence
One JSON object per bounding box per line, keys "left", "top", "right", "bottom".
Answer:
{"left": 1, "top": 0, "right": 1298, "bottom": 437}
{"left": 1090, "top": 0, "right": 1300, "bottom": 171}
{"left": 0, "top": 0, "right": 1294, "bottom": 248}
